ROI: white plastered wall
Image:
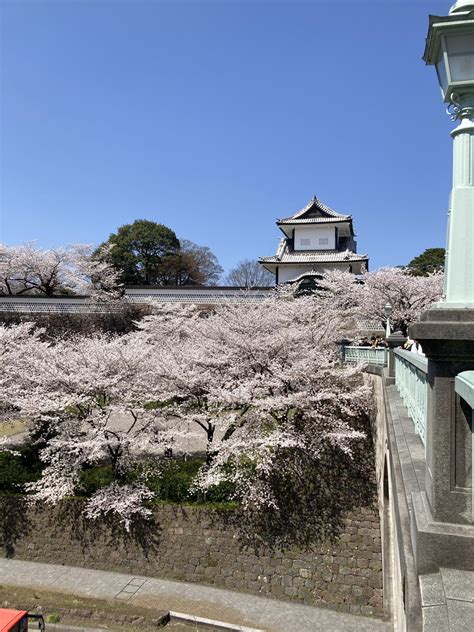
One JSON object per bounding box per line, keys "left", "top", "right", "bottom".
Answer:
{"left": 294, "top": 226, "right": 335, "bottom": 250}
{"left": 278, "top": 262, "right": 362, "bottom": 283}
{"left": 279, "top": 266, "right": 314, "bottom": 283}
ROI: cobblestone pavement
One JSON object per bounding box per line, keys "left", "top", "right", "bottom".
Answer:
{"left": 0, "top": 558, "right": 392, "bottom": 632}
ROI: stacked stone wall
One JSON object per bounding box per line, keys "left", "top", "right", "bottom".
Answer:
{"left": 0, "top": 498, "right": 383, "bottom": 617}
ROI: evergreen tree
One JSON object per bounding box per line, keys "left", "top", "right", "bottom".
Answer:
{"left": 98, "top": 220, "right": 180, "bottom": 285}
{"left": 407, "top": 248, "right": 445, "bottom": 277}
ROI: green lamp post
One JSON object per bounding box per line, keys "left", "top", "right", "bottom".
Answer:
{"left": 409, "top": 1, "right": 474, "bottom": 527}
{"left": 423, "top": 0, "right": 474, "bottom": 306}
{"left": 384, "top": 302, "right": 392, "bottom": 338}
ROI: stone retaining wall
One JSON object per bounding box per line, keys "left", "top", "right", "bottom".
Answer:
{"left": 0, "top": 498, "right": 383, "bottom": 617}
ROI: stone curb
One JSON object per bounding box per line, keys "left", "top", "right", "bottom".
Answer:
{"left": 168, "top": 611, "right": 265, "bottom": 631}
{"left": 45, "top": 613, "right": 265, "bottom": 632}
{"left": 46, "top": 625, "right": 107, "bottom": 632}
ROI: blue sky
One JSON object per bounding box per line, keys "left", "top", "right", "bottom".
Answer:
{"left": 0, "top": 0, "right": 454, "bottom": 276}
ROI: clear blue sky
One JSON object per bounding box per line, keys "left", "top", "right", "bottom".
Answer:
{"left": 0, "top": 0, "right": 454, "bottom": 276}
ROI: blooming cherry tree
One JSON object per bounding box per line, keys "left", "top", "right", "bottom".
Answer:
{"left": 0, "top": 242, "right": 122, "bottom": 299}
{"left": 1, "top": 287, "right": 371, "bottom": 527}
{"left": 2, "top": 266, "right": 441, "bottom": 529}
{"left": 360, "top": 267, "right": 443, "bottom": 334}
{"left": 140, "top": 289, "right": 371, "bottom": 513}
{"left": 315, "top": 267, "right": 443, "bottom": 335}
{"left": 0, "top": 324, "right": 168, "bottom": 528}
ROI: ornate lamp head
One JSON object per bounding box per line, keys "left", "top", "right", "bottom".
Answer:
{"left": 424, "top": 2, "right": 474, "bottom": 120}
{"left": 450, "top": 1, "right": 474, "bottom": 14}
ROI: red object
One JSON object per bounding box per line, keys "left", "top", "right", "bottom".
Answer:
{"left": 0, "top": 610, "right": 28, "bottom": 632}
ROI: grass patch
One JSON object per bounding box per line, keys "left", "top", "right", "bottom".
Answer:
{"left": 76, "top": 459, "right": 236, "bottom": 506}
{"left": 79, "top": 465, "right": 115, "bottom": 496}
{"left": 143, "top": 459, "right": 236, "bottom": 505}
{"left": 0, "top": 585, "right": 244, "bottom": 631}
{"left": 0, "top": 584, "right": 168, "bottom": 632}
{"left": 1, "top": 445, "right": 236, "bottom": 507}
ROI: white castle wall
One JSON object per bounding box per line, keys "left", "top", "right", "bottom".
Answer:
{"left": 294, "top": 226, "right": 335, "bottom": 250}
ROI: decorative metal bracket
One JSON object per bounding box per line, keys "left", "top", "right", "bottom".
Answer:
{"left": 447, "top": 92, "right": 474, "bottom": 121}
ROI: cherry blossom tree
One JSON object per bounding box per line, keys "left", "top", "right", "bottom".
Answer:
{"left": 360, "top": 267, "right": 443, "bottom": 334}
{"left": 73, "top": 244, "right": 124, "bottom": 301}
{"left": 0, "top": 324, "right": 168, "bottom": 529}
{"left": 0, "top": 242, "right": 122, "bottom": 299}
{"left": 1, "top": 289, "right": 371, "bottom": 530}
{"left": 0, "top": 264, "right": 443, "bottom": 532}
{"left": 139, "top": 289, "right": 370, "bottom": 509}
{"left": 314, "top": 267, "right": 443, "bottom": 335}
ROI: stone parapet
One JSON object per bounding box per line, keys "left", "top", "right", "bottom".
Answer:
{"left": 411, "top": 491, "right": 474, "bottom": 574}
{"left": 410, "top": 308, "right": 474, "bottom": 524}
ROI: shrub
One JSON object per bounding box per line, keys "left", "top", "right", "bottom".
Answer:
{"left": 145, "top": 459, "right": 203, "bottom": 503}
{"left": 0, "top": 449, "right": 235, "bottom": 505}
{"left": 78, "top": 465, "right": 115, "bottom": 496}
{"left": 141, "top": 459, "right": 235, "bottom": 504}
{"left": 0, "top": 450, "right": 42, "bottom": 493}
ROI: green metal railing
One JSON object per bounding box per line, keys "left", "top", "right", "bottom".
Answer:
{"left": 343, "top": 346, "right": 386, "bottom": 366}
{"left": 394, "top": 349, "right": 428, "bottom": 446}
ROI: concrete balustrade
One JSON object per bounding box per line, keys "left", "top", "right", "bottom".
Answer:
{"left": 343, "top": 346, "right": 387, "bottom": 366}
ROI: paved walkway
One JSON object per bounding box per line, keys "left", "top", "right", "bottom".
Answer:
{"left": 385, "top": 383, "right": 426, "bottom": 509}
{"left": 386, "top": 386, "right": 474, "bottom": 631}
{"left": 0, "top": 558, "right": 391, "bottom": 632}
{"left": 420, "top": 568, "right": 474, "bottom": 632}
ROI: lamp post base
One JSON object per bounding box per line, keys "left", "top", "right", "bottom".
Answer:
{"left": 410, "top": 308, "right": 474, "bottom": 525}
{"left": 433, "top": 301, "right": 474, "bottom": 310}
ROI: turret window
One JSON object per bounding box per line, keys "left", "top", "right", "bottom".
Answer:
{"left": 300, "top": 238, "right": 311, "bottom": 247}
{"left": 319, "top": 238, "right": 329, "bottom": 245}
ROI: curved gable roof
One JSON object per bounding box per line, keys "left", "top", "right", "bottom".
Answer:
{"left": 277, "top": 196, "right": 351, "bottom": 224}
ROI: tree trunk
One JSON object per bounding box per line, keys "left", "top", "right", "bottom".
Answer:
{"left": 206, "top": 424, "right": 215, "bottom": 466}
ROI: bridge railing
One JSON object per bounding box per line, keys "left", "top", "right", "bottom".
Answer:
{"left": 454, "top": 371, "right": 474, "bottom": 412}
{"left": 454, "top": 371, "right": 474, "bottom": 523}
{"left": 342, "top": 346, "right": 386, "bottom": 366}
{"left": 394, "top": 348, "right": 428, "bottom": 446}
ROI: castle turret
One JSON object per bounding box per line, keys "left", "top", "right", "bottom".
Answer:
{"left": 259, "top": 196, "right": 369, "bottom": 284}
